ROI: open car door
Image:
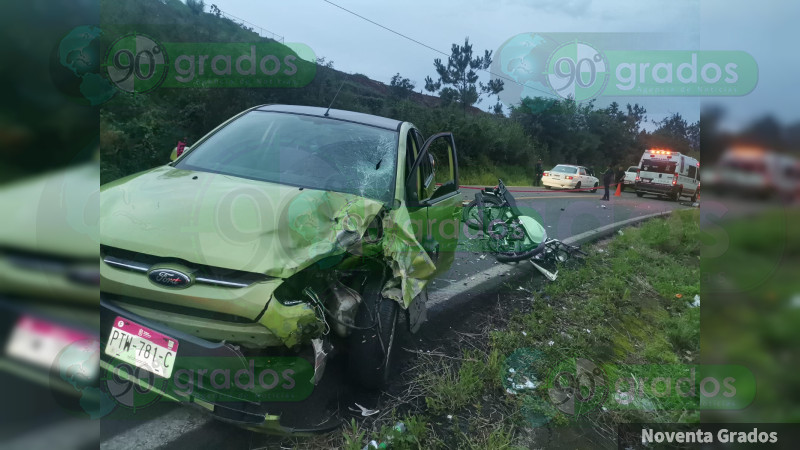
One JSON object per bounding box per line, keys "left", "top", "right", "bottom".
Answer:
{"left": 406, "top": 132, "right": 461, "bottom": 277}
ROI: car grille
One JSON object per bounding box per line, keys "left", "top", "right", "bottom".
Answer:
{"left": 100, "top": 245, "right": 272, "bottom": 288}
{"left": 1, "top": 246, "right": 99, "bottom": 286}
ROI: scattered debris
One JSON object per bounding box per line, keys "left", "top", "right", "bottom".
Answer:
{"left": 548, "top": 340, "right": 555, "bottom": 346}
{"left": 522, "top": 331, "right": 528, "bottom": 336}
{"left": 479, "top": 254, "right": 486, "bottom": 260}
{"left": 617, "top": 229, "right": 624, "bottom": 235}
{"left": 601, "top": 205, "right": 607, "bottom": 208}
{"left": 675, "top": 293, "right": 683, "bottom": 299}
{"left": 691, "top": 294, "right": 700, "bottom": 308}
{"left": 349, "top": 402, "right": 379, "bottom": 417}
{"left": 517, "top": 286, "right": 531, "bottom": 293}
{"left": 446, "top": 415, "right": 453, "bottom": 420}
{"left": 585, "top": 328, "right": 591, "bottom": 334}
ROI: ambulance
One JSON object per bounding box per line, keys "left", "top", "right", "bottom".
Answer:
{"left": 634, "top": 149, "right": 700, "bottom": 202}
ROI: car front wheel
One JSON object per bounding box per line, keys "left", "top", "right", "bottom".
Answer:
{"left": 591, "top": 182, "right": 598, "bottom": 193}
{"left": 348, "top": 288, "right": 399, "bottom": 390}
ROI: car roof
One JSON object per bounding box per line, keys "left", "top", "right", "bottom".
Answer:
{"left": 255, "top": 104, "right": 403, "bottom": 131}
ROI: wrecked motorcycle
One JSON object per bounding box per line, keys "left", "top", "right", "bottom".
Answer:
{"left": 462, "top": 179, "right": 585, "bottom": 279}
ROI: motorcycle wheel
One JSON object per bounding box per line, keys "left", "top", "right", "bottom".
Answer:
{"left": 495, "top": 219, "right": 547, "bottom": 263}
{"left": 462, "top": 195, "right": 504, "bottom": 230}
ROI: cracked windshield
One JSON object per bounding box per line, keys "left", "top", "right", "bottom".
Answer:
{"left": 176, "top": 111, "right": 398, "bottom": 203}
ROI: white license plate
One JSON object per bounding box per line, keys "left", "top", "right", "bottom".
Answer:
{"left": 5, "top": 315, "right": 97, "bottom": 378}
{"left": 104, "top": 316, "right": 179, "bottom": 378}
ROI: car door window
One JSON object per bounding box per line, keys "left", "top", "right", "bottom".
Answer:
{"left": 407, "top": 133, "right": 459, "bottom": 205}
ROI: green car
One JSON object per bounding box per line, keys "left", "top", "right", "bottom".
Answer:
{"left": 99, "top": 105, "right": 462, "bottom": 430}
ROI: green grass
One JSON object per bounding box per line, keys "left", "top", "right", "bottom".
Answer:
{"left": 418, "top": 349, "right": 501, "bottom": 414}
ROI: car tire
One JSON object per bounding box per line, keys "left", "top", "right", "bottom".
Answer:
{"left": 348, "top": 286, "right": 399, "bottom": 390}
{"left": 575, "top": 181, "right": 582, "bottom": 191}
{"left": 591, "top": 182, "right": 598, "bottom": 193}
{"left": 690, "top": 191, "right": 698, "bottom": 202}
{"left": 636, "top": 192, "right": 644, "bottom": 198}
{"left": 672, "top": 188, "right": 682, "bottom": 201}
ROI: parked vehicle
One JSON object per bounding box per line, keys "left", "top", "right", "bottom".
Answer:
{"left": 99, "top": 105, "right": 463, "bottom": 431}
{"left": 541, "top": 164, "right": 598, "bottom": 192}
{"left": 634, "top": 149, "right": 700, "bottom": 202}
{"left": 623, "top": 166, "right": 638, "bottom": 186}
{"left": 703, "top": 147, "right": 800, "bottom": 201}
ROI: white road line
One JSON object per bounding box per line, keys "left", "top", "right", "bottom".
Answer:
{"left": 101, "top": 406, "right": 212, "bottom": 450}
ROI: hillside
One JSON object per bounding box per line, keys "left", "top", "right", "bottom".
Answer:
{"left": 99, "top": 0, "right": 504, "bottom": 184}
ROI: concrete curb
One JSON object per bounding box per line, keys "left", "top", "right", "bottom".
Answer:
{"left": 562, "top": 210, "right": 673, "bottom": 246}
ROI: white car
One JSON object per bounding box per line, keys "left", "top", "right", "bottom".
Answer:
{"left": 623, "top": 166, "right": 638, "bottom": 185}
{"left": 542, "top": 164, "right": 598, "bottom": 192}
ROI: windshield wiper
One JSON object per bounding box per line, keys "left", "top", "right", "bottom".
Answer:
{"left": 375, "top": 158, "right": 382, "bottom": 170}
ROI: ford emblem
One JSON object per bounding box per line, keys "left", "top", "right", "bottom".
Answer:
{"left": 147, "top": 269, "right": 192, "bottom": 289}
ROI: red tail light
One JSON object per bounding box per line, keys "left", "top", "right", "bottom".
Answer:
{"left": 672, "top": 173, "right": 678, "bottom": 185}
{"left": 565, "top": 176, "right": 574, "bottom": 180}
{"left": 635, "top": 169, "right": 640, "bottom": 181}
{"left": 543, "top": 172, "right": 549, "bottom": 177}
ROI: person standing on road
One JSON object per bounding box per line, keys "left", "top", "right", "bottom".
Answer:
{"left": 534, "top": 159, "right": 543, "bottom": 186}
{"left": 601, "top": 164, "right": 614, "bottom": 201}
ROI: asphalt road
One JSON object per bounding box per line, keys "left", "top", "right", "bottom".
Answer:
{"left": 96, "top": 187, "right": 692, "bottom": 449}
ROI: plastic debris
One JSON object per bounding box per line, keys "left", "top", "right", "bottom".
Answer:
{"left": 447, "top": 415, "right": 453, "bottom": 420}
{"left": 548, "top": 340, "right": 555, "bottom": 346}
{"left": 522, "top": 331, "right": 528, "bottom": 336}
{"left": 617, "top": 229, "right": 624, "bottom": 235}
{"left": 479, "top": 254, "right": 486, "bottom": 260}
{"left": 349, "top": 402, "right": 379, "bottom": 417}
{"left": 601, "top": 205, "right": 607, "bottom": 208}
{"left": 509, "top": 368, "right": 516, "bottom": 373}
{"left": 691, "top": 295, "right": 700, "bottom": 308}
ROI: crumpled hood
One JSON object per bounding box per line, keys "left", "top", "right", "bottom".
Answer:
{"left": 100, "top": 166, "right": 385, "bottom": 278}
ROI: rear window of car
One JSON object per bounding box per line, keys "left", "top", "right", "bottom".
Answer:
{"left": 551, "top": 165, "right": 578, "bottom": 174}
{"left": 640, "top": 159, "right": 677, "bottom": 174}
{"left": 627, "top": 167, "right": 638, "bottom": 172}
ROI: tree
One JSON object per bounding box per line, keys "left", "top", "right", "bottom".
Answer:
{"left": 186, "top": 0, "right": 205, "bottom": 15}
{"left": 424, "top": 37, "right": 504, "bottom": 114}
{"left": 389, "top": 73, "right": 415, "bottom": 99}
{"left": 646, "top": 113, "right": 699, "bottom": 155}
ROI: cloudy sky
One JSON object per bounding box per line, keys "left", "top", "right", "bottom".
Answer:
{"left": 208, "top": 0, "right": 797, "bottom": 131}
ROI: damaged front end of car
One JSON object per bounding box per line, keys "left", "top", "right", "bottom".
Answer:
{"left": 99, "top": 183, "right": 436, "bottom": 433}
